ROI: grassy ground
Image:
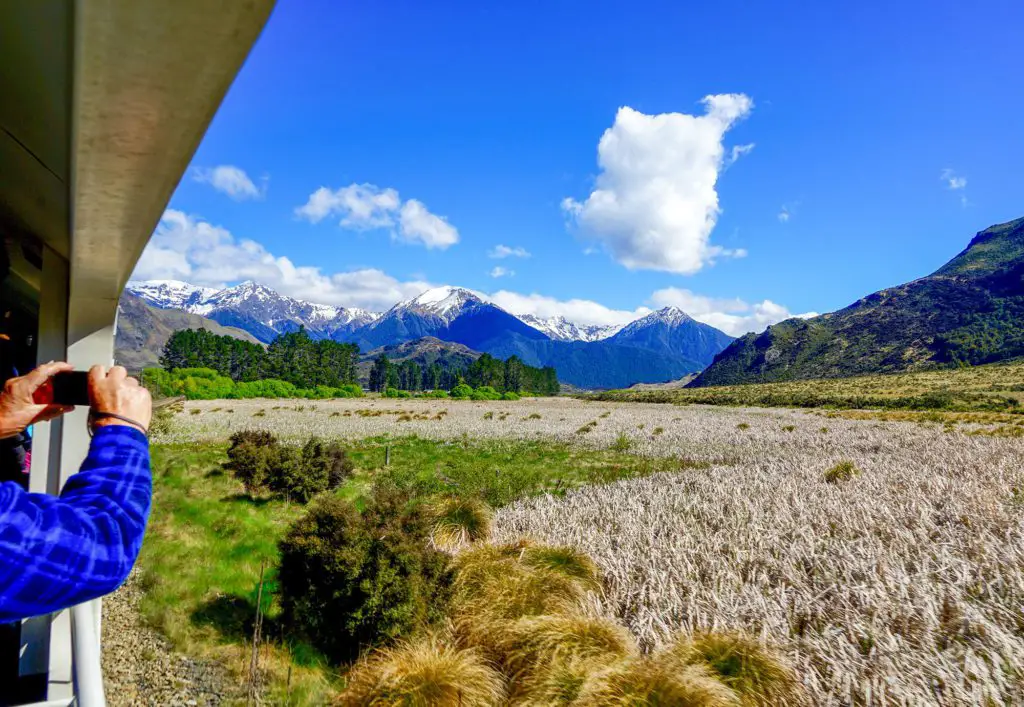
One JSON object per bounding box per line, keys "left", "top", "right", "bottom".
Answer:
{"left": 137, "top": 436, "right": 685, "bottom": 704}
{"left": 589, "top": 358, "right": 1024, "bottom": 412}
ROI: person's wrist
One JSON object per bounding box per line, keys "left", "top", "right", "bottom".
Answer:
{"left": 90, "top": 414, "right": 148, "bottom": 435}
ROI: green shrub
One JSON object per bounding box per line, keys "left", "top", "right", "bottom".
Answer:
{"left": 502, "top": 391, "right": 521, "bottom": 401}
{"left": 225, "top": 429, "right": 280, "bottom": 495}
{"left": 422, "top": 389, "right": 450, "bottom": 399}
{"left": 278, "top": 487, "right": 455, "bottom": 663}
{"left": 610, "top": 433, "right": 632, "bottom": 452}
{"left": 471, "top": 386, "right": 502, "bottom": 401}
{"left": 450, "top": 383, "right": 474, "bottom": 399}
{"left": 824, "top": 460, "right": 860, "bottom": 484}
{"left": 301, "top": 436, "right": 354, "bottom": 490}
{"left": 384, "top": 387, "right": 412, "bottom": 398}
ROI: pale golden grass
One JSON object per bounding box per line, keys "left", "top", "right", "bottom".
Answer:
{"left": 497, "top": 614, "right": 637, "bottom": 694}
{"left": 493, "top": 427, "right": 1024, "bottom": 705}
{"left": 429, "top": 497, "right": 493, "bottom": 551}
{"left": 336, "top": 636, "right": 505, "bottom": 707}
{"left": 663, "top": 632, "right": 804, "bottom": 707}
{"left": 574, "top": 658, "right": 741, "bottom": 706}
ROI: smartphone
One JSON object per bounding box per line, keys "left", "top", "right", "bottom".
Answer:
{"left": 34, "top": 371, "right": 91, "bottom": 406}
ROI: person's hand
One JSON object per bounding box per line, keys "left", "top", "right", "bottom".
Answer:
{"left": 0, "top": 362, "right": 76, "bottom": 439}
{"left": 89, "top": 365, "right": 152, "bottom": 434}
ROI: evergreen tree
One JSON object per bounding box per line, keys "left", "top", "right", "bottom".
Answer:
{"left": 369, "top": 354, "right": 391, "bottom": 393}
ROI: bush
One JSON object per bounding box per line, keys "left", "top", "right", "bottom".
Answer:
{"left": 502, "top": 391, "right": 521, "bottom": 401}
{"left": 278, "top": 486, "right": 455, "bottom": 662}
{"left": 225, "top": 430, "right": 281, "bottom": 495}
{"left": 422, "top": 389, "right": 449, "bottom": 399}
{"left": 450, "top": 383, "right": 474, "bottom": 399}
{"left": 301, "top": 436, "right": 354, "bottom": 490}
{"left": 471, "top": 386, "right": 502, "bottom": 401}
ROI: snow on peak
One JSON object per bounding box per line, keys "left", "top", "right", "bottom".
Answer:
{"left": 404, "top": 286, "right": 484, "bottom": 322}
{"left": 516, "top": 313, "right": 622, "bottom": 342}
{"left": 125, "top": 280, "right": 218, "bottom": 309}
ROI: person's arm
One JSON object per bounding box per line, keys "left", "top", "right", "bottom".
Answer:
{"left": 0, "top": 425, "right": 150, "bottom": 622}
{"left": 0, "top": 364, "right": 152, "bottom": 623}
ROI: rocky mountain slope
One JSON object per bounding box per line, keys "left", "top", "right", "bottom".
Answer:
{"left": 115, "top": 293, "right": 260, "bottom": 371}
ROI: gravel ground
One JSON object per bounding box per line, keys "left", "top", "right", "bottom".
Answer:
{"left": 102, "top": 573, "right": 240, "bottom": 706}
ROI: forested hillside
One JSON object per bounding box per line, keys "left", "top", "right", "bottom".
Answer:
{"left": 160, "top": 328, "right": 360, "bottom": 389}
{"left": 693, "top": 217, "right": 1024, "bottom": 386}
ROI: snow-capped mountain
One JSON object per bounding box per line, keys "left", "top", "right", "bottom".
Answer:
{"left": 401, "top": 286, "right": 486, "bottom": 324}
{"left": 351, "top": 286, "right": 547, "bottom": 351}
{"left": 125, "top": 280, "right": 379, "bottom": 343}
{"left": 125, "top": 280, "right": 219, "bottom": 310}
{"left": 123, "top": 279, "right": 735, "bottom": 388}
{"left": 515, "top": 314, "right": 622, "bottom": 342}
{"left": 608, "top": 306, "right": 734, "bottom": 365}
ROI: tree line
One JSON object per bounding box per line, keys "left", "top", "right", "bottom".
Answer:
{"left": 160, "top": 328, "right": 359, "bottom": 388}
{"left": 369, "top": 352, "right": 559, "bottom": 395}
{"left": 160, "top": 328, "right": 560, "bottom": 395}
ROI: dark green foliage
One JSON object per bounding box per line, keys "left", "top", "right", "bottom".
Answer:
{"left": 320, "top": 442, "right": 356, "bottom": 489}
{"left": 161, "top": 327, "right": 360, "bottom": 389}
{"left": 367, "top": 350, "right": 558, "bottom": 396}
{"left": 225, "top": 430, "right": 280, "bottom": 495}
{"left": 224, "top": 431, "right": 354, "bottom": 502}
{"left": 277, "top": 487, "right": 454, "bottom": 663}
{"left": 694, "top": 216, "right": 1024, "bottom": 387}
{"left": 369, "top": 354, "right": 391, "bottom": 393}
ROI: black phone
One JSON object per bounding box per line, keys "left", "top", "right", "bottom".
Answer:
{"left": 50, "top": 371, "right": 91, "bottom": 406}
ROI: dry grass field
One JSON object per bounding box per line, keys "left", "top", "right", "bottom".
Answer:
{"left": 155, "top": 397, "right": 1024, "bottom": 705}
{"left": 590, "top": 358, "right": 1024, "bottom": 413}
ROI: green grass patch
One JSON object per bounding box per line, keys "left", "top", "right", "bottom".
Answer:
{"left": 137, "top": 436, "right": 693, "bottom": 702}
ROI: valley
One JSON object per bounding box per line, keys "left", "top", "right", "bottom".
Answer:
{"left": 124, "top": 389, "right": 1024, "bottom": 705}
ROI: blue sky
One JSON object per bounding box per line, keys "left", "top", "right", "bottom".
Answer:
{"left": 135, "top": 0, "right": 1024, "bottom": 335}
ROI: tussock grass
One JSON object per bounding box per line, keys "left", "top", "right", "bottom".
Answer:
{"left": 336, "top": 636, "right": 505, "bottom": 707}
{"left": 520, "top": 545, "right": 602, "bottom": 592}
{"left": 575, "top": 658, "right": 740, "bottom": 706}
{"left": 663, "top": 632, "right": 804, "bottom": 706}
{"left": 429, "top": 497, "right": 493, "bottom": 551}
{"left": 498, "top": 614, "right": 637, "bottom": 686}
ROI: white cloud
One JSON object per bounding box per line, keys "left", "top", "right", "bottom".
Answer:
{"left": 728, "top": 143, "right": 756, "bottom": 166}
{"left": 488, "top": 291, "right": 651, "bottom": 328}
{"left": 295, "top": 184, "right": 400, "bottom": 228}
{"left": 940, "top": 168, "right": 967, "bottom": 190}
{"left": 132, "top": 210, "right": 431, "bottom": 311}
{"left": 562, "top": 94, "right": 754, "bottom": 275}
{"left": 777, "top": 208, "right": 790, "bottom": 222}
{"left": 649, "top": 286, "right": 817, "bottom": 337}
{"left": 488, "top": 244, "right": 531, "bottom": 259}
{"left": 296, "top": 183, "right": 459, "bottom": 249}
{"left": 133, "top": 210, "right": 810, "bottom": 335}
{"left": 193, "top": 165, "right": 264, "bottom": 200}
{"left": 489, "top": 266, "right": 514, "bottom": 278}
{"left": 397, "top": 199, "right": 459, "bottom": 249}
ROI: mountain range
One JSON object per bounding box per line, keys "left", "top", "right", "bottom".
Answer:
{"left": 115, "top": 292, "right": 261, "bottom": 371}
{"left": 122, "top": 281, "right": 733, "bottom": 388}
{"left": 693, "top": 216, "right": 1024, "bottom": 386}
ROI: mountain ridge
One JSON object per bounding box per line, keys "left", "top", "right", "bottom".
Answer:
{"left": 125, "top": 281, "right": 735, "bottom": 388}
{"left": 692, "top": 217, "right": 1024, "bottom": 387}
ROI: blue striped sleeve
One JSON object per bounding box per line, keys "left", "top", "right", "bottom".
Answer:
{"left": 0, "top": 425, "right": 151, "bottom": 623}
